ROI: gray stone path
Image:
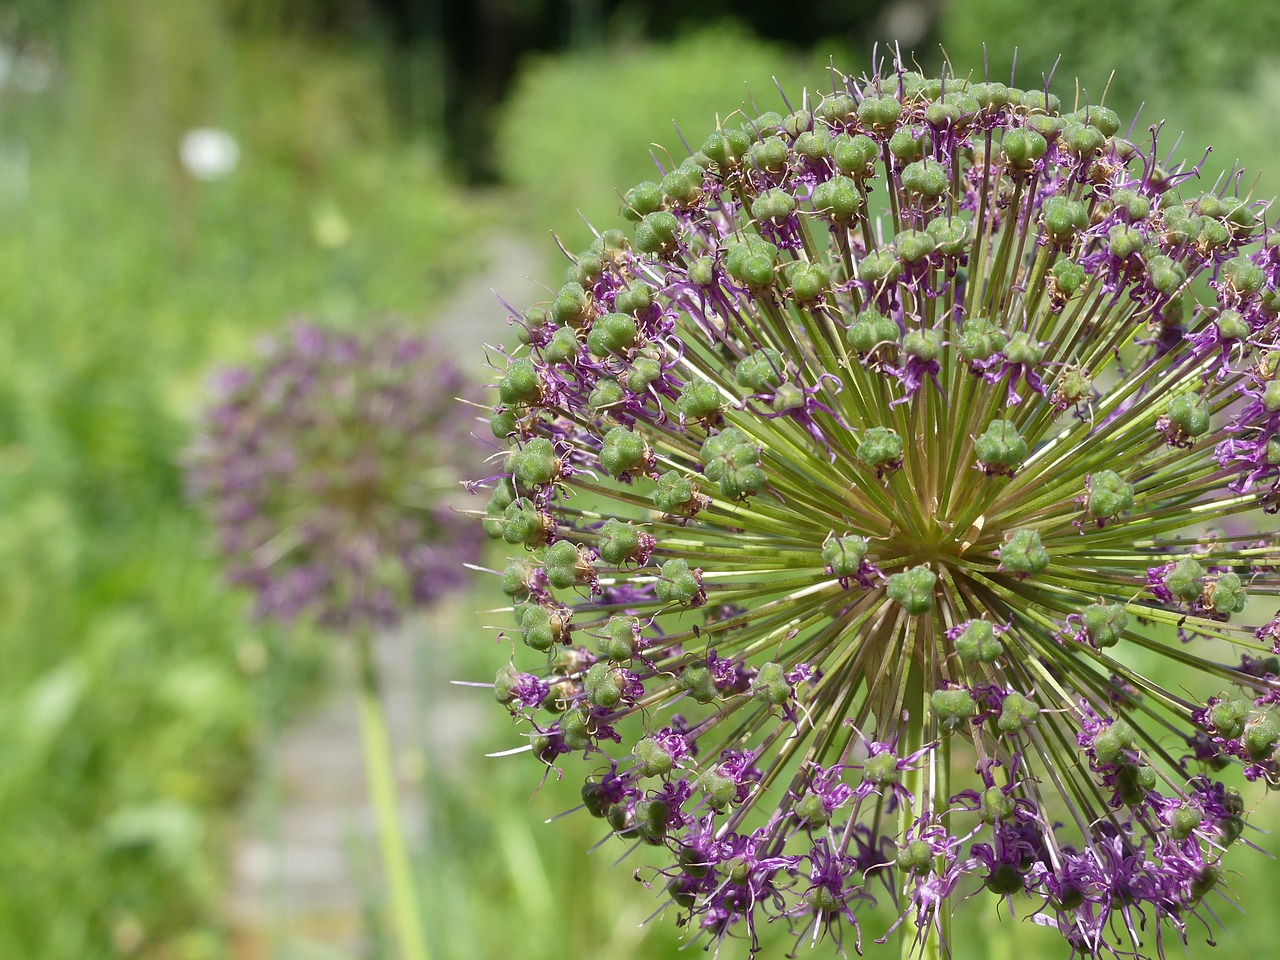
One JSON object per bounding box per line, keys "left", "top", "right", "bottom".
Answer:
{"left": 226, "top": 229, "right": 543, "bottom": 959}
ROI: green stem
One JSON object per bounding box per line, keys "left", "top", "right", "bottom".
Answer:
{"left": 356, "top": 628, "right": 431, "bottom": 960}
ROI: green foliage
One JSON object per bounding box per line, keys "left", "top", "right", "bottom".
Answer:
{"left": 0, "top": 3, "right": 488, "bottom": 957}
{"left": 494, "top": 24, "right": 836, "bottom": 249}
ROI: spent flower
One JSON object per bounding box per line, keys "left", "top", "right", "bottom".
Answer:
{"left": 188, "top": 321, "right": 481, "bottom": 627}
{"left": 474, "top": 55, "right": 1280, "bottom": 958}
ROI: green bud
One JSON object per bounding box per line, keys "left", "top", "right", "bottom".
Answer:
{"left": 552, "top": 281, "right": 592, "bottom": 326}
{"left": 1041, "top": 196, "right": 1088, "bottom": 244}
{"left": 613, "top": 280, "right": 654, "bottom": 316}
{"left": 786, "top": 260, "right": 830, "bottom": 301}
{"left": 490, "top": 407, "right": 519, "bottom": 439}
{"left": 1190, "top": 866, "right": 1221, "bottom": 903}
{"left": 1109, "top": 188, "right": 1151, "bottom": 220}
{"left": 896, "top": 839, "right": 934, "bottom": 875}
{"left": 1210, "top": 699, "right": 1252, "bottom": 739}
{"left": 621, "top": 181, "right": 664, "bottom": 222}
{"left": 634, "top": 211, "right": 681, "bottom": 256}
{"left": 661, "top": 164, "right": 702, "bottom": 206}
{"left": 1003, "top": 330, "right": 1043, "bottom": 365}
{"left": 1091, "top": 719, "right": 1133, "bottom": 765}
{"left": 886, "top": 565, "right": 937, "bottom": 615}
{"left": 1206, "top": 572, "right": 1247, "bottom": 616}
{"left": 956, "top": 316, "right": 1007, "bottom": 364}
{"left": 1021, "top": 90, "right": 1061, "bottom": 114}
{"left": 815, "top": 93, "right": 856, "bottom": 124}
{"left": 699, "top": 769, "right": 738, "bottom": 811}
{"left": 793, "top": 791, "right": 830, "bottom": 826}
{"left": 1002, "top": 128, "right": 1047, "bottom": 170}
{"left": 1086, "top": 470, "right": 1134, "bottom": 521}
{"left": 750, "top": 187, "right": 796, "bottom": 223}
{"left": 513, "top": 437, "right": 560, "bottom": 486}
{"left": 970, "top": 81, "right": 1011, "bottom": 111}
{"left": 1170, "top": 804, "right": 1203, "bottom": 840}
{"left": 895, "top": 229, "right": 937, "bottom": 263}
{"left": 588, "top": 377, "right": 624, "bottom": 413}
{"left": 634, "top": 736, "right": 675, "bottom": 778}
{"left": 781, "top": 109, "right": 812, "bottom": 138}
{"left": 1060, "top": 121, "right": 1104, "bottom": 157}
{"left": 847, "top": 311, "right": 899, "bottom": 355}
{"left": 1081, "top": 602, "right": 1128, "bottom": 648}
{"left": 793, "top": 128, "right": 832, "bottom": 161}
{"left": 1116, "top": 762, "right": 1156, "bottom": 805}
{"left": 996, "top": 691, "right": 1039, "bottom": 733}
{"left": 597, "top": 518, "right": 646, "bottom": 565}
{"left": 656, "top": 558, "right": 704, "bottom": 607}
{"left": 822, "top": 534, "right": 869, "bottom": 580}
{"left": 678, "top": 659, "right": 718, "bottom": 703}
{"left": 500, "top": 558, "right": 535, "bottom": 598}
{"left": 1166, "top": 393, "right": 1210, "bottom": 440}
{"left": 811, "top": 175, "right": 862, "bottom": 221}
{"left": 700, "top": 127, "right": 750, "bottom": 168}
{"left": 1147, "top": 254, "right": 1186, "bottom": 296}
{"left": 1051, "top": 258, "right": 1087, "bottom": 297}
{"left": 1223, "top": 256, "right": 1266, "bottom": 295}
{"left": 751, "top": 661, "right": 791, "bottom": 707}
{"left": 541, "top": 324, "right": 580, "bottom": 365}
{"left": 586, "top": 312, "right": 638, "bottom": 357}
{"left": 862, "top": 751, "right": 900, "bottom": 785}
{"left": 483, "top": 479, "right": 518, "bottom": 539}
{"left": 560, "top": 705, "right": 593, "bottom": 751}
{"left": 857, "top": 94, "right": 903, "bottom": 129}
{"left": 954, "top": 620, "right": 1002, "bottom": 663}
{"left": 1163, "top": 557, "right": 1205, "bottom": 602}
{"left": 1107, "top": 223, "right": 1144, "bottom": 259}
{"left": 975, "top": 419, "right": 1028, "bottom": 473}
{"left": 724, "top": 235, "right": 779, "bottom": 289}
{"left": 735, "top": 348, "right": 785, "bottom": 392}
{"left": 926, "top": 216, "right": 970, "bottom": 256}
{"left": 599, "top": 616, "right": 640, "bottom": 661}
{"left": 626, "top": 354, "right": 663, "bottom": 394}
{"left": 677, "top": 379, "right": 722, "bottom": 422}
{"left": 543, "top": 539, "right": 590, "bottom": 591}
{"left": 930, "top": 687, "right": 977, "bottom": 731}
{"left": 901, "top": 159, "right": 948, "bottom": 198}
{"left": 831, "top": 133, "right": 879, "bottom": 177}
{"left": 653, "top": 469, "right": 703, "bottom": 517}
{"left": 858, "top": 249, "right": 902, "bottom": 284}
{"left": 856, "top": 426, "right": 904, "bottom": 471}
{"left": 745, "top": 135, "right": 789, "bottom": 173}
{"left": 498, "top": 358, "right": 542, "bottom": 406}
{"left": 599, "top": 426, "right": 649, "bottom": 477}
{"left": 888, "top": 127, "right": 926, "bottom": 162}
{"left": 770, "top": 382, "right": 805, "bottom": 414}
{"left": 979, "top": 786, "right": 1016, "bottom": 824}
{"left": 584, "top": 661, "right": 624, "bottom": 708}
{"left": 687, "top": 256, "right": 716, "bottom": 286}
{"left": 519, "top": 603, "right": 568, "bottom": 652}
{"left": 1000, "top": 529, "right": 1049, "bottom": 576}
{"left": 702, "top": 426, "right": 765, "bottom": 499}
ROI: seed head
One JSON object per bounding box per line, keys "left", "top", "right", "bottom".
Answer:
{"left": 476, "top": 56, "right": 1280, "bottom": 958}
{"left": 187, "top": 322, "right": 481, "bottom": 627}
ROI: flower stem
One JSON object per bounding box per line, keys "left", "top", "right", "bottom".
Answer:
{"left": 355, "top": 627, "right": 431, "bottom": 960}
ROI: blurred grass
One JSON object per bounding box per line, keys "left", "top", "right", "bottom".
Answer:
{"left": 0, "top": 1, "right": 491, "bottom": 957}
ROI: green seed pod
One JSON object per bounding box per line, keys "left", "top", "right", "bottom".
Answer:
{"left": 1163, "top": 557, "right": 1205, "bottom": 602}
{"left": 822, "top": 534, "right": 869, "bottom": 580}
{"left": 677, "top": 379, "right": 722, "bottom": 422}
{"left": 1091, "top": 719, "right": 1134, "bottom": 765}
{"left": 652, "top": 469, "right": 702, "bottom": 518}
{"left": 846, "top": 311, "right": 900, "bottom": 355}
{"left": 897, "top": 839, "right": 935, "bottom": 875}
{"left": 597, "top": 518, "right": 646, "bottom": 565}
{"left": 750, "top": 187, "right": 797, "bottom": 224}
{"left": 927, "top": 216, "right": 970, "bottom": 256}
{"left": 1041, "top": 197, "right": 1088, "bottom": 244}
{"left": 543, "top": 539, "right": 591, "bottom": 591}
{"left": 620, "top": 181, "right": 664, "bottom": 222}
{"left": 999, "top": 529, "right": 1049, "bottom": 576}
{"left": 588, "top": 377, "right": 624, "bottom": 413}
{"left": 735, "top": 347, "right": 786, "bottom": 392}
{"left": 656, "top": 558, "right": 704, "bottom": 607}
{"left": 895, "top": 229, "right": 937, "bottom": 263}
{"left": 679, "top": 659, "right": 718, "bottom": 703}
{"left": 513, "top": 437, "right": 560, "bottom": 486}
{"left": 724, "top": 235, "right": 779, "bottom": 289}
{"left": 930, "top": 687, "right": 977, "bottom": 731}
{"left": 831, "top": 133, "right": 879, "bottom": 177}
{"left": 599, "top": 615, "right": 640, "bottom": 661}
{"left": 586, "top": 312, "right": 638, "bottom": 358}
{"left": 490, "top": 407, "right": 519, "bottom": 440}
{"left": 996, "top": 691, "right": 1039, "bottom": 733}
{"left": 1170, "top": 804, "right": 1203, "bottom": 840}
{"left": 542, "top": 324, "right": 581, "bottom": 365}
{"left": 815, "top": 93, "right": 856, "bottom": 124}
{"left": 634, "top": 736, "right": 675, "bottom": 778}
{"left": 887, "top": 565, "right": 937, "bottom": 615}
{"left": 975, "top": 419, "right": 1028, "bottom": 473}
{"left": 626, "top": 354, "right": 663, "bottom": 394}
{"left": 745, "top": 135, "right": 789, "bottom": 173}
{"left": 661, "top": 164, "right": 703, "bottom": 206}
{"left": 498, "top": 358, "right": 543, "bottom": 406}
{"left": 901, "top": 159, "right": 948, "bottom": 199}
{"left": 1206, "top": 572, "right": 1247, "bottom": 616}
{"left": 519, "top": 602, "right": 568, "bottom": 652}
{"left": 751, "top": 661, "right": 791, "bottom": 707}
{"left": 1210, "top": 699, "right": 1252, "bottom": 739}
{"left": 979, "top": 786, "right": 1016, "bottom": 823}
{"left": 1081, "top": 602, "right": 1128, "bottom": 648}
{"left": 1002, "top": 128, "right": 1048, "bottom": 171}
{"left": 634, "top": 211, "right": 682, "bottom": 256}
{"left": 786, "top": 260, "right": 830, "bottom": 301}
{"left": 1166, "top": 393, "right": 1210, "bottom": 440}
{"left": 857, "top": 94, "right": 903, "bottom": 129}
{"left": 599, "top": 425, "right": 649, "bottom": 477}
{"left": 811, "top": 175, "right": 862, "bottom": 222}
{"left": 903, "top": 328, "right": 941, "bottom": 361}
{"left": 701, "top": 427, "right": 765, "bottom": 499}
{"left": 858, "top": 249, "right": 902, "bottom": 284}
{"left": 613, "top": 280, "right": 654, "bottom": 316}
{"left": 584, "top": 661, "right": 625, "bottom": 708}
{"left": 793, "top": 128, "right": 832, "bottom": 161}
{"left": 888, "top": 127, "right": 926, "bottom": 162}
{"left": 957, "top": 316, "right": 1008, "bottom": 364}
{"left": 954, "top": 620, "right": 1002, "bottom": 663}
{"left": 856, "top": 426, "right": 904, "bottom": 471}
{"left": 552, "top": 281, "right": 592, "bottom": 326}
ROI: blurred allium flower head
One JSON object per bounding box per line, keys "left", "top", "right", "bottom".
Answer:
{"left": 188, "top": 321, "right": 481, "bottom": 628}
{"left": 476, "top": 55, "right": 1280, "bottom": 957}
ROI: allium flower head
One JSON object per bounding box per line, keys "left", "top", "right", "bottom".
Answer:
{"left": 477, "top": 56, "right": 1280, "bottom": 957}
{"left": 188, "top": 321, "right": 481, "bottom": 627}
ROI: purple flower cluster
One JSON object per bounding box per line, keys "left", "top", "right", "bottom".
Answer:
{"left": 188, "top": 321, "right": 481, "bottom": 627}
{"left": 474, "top": 55, "right": 1280, "bottom": 958}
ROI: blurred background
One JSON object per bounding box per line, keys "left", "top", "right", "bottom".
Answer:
{"left": 3, "top": 0, "right": 1280, "bottom": 958}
